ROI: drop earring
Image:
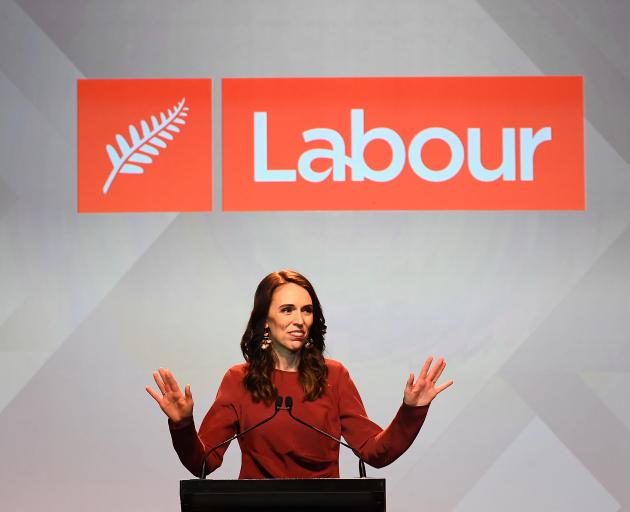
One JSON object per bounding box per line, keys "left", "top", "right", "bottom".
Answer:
{"left": 261, "top": 328, "right": 271, "bottom": 350}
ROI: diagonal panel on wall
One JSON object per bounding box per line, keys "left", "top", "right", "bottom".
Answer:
{"left": 581, "top": 371, "right": 630, "bottom": 433}
{"left": 500, "top": 224, "right": 630, "bottom": 508}
{"left": 454, "top": 417, "right": 619, "bottom": 511}
{"left": 0, "top": 0, "right": 81, "bottom": 140}
{"left": 477, "top": 0, "right": 630, "bottom": 169}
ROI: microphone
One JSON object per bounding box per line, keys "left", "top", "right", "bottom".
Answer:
{"left": 284, "top": 396, "right": 367, "bottom": 478}
{"left": 200, "top": 395, "right": 283, "bottom": 479}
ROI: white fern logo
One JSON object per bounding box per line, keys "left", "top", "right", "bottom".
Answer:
{"left": 102, "top": 98, "right": 190, "bottom": 194}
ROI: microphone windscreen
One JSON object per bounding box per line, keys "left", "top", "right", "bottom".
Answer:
{"left": 285, "top": 396, "right": 293, "bottom": 409}
{"left": 275, "top": 396, "right": 283, "bottom": 410}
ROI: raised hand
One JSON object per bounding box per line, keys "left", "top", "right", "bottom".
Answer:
{"left": 404, "top": 356, "right": 453, "bottom": 407}
{"left": 146, "top": 367, "right": 194, "bottom": 424}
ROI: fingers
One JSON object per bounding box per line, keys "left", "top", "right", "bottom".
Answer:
{"left": 435, "top": 379, "right": 454, "bottom": 394}
{"left": 419, "top": 356, "right": 433, "bottom": 379}
{"left": 146, "top": 385, "right": 163, "bottom": 404}
{"left": 159, "top": 367, "right": 180, "bottom": 394}
{"left": 158, "top": 368, "right": 172, "bottom": 392}
{"left": 153, "top": 371, "right": 167, "bottom": 395}
{"left": 427, "top": 358, "right": 445, "bottom": 383}
{"left": 152, "top": 368, "right": 185, "bottom": 401}
{"left": 433, "top": 359, "right": 446, "bottom": 383}
{"left": 405, "top": 373, "right": 415, "bottom": 389}
{"left": 185, "top": 384, "right": 192, "bottom": 400}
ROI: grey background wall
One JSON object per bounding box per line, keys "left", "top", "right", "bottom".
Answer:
{"left": 1, "top": 1, "right": 629, "bottom": 510}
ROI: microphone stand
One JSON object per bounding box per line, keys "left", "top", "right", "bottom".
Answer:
{"left": 200, "top": 396, "right": 283, "bottom": 479}
{"left": 284, "top": 396, "right": 367, "bottom": 478}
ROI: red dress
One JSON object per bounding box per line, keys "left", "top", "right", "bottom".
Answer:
{"left": 169, "top": 359, "right": 429, "bottom": 478}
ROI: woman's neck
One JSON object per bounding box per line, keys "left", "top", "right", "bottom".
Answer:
{"left": 272, "top": 343, "right": 300, "bottom": 371}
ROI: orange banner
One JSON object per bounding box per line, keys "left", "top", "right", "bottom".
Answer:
{"left": 223, "top": 76, "right": 583, "bottom": 210}
{"left": 78, "top": 78, "right": 212, "bottom": 213}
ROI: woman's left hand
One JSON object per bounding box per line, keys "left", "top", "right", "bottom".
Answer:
{"left": 404, "top": 356, "right": 453, "bottom": 407}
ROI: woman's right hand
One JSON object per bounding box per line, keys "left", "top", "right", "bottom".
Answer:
{"left": 146, "top": 367, "right": 194, "bottom": 424}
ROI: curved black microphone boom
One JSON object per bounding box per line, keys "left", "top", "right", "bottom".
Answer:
{"left": 284, "top": 396, "right": 367, "bottom": 478}
{"left": 199, "top": 395, "right": 283, "bottom": 479}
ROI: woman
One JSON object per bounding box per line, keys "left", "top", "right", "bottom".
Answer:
{"left": 146, "top": 270, "right": 453, "bottom": 478}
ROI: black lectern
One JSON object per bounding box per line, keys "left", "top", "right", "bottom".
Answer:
{"left": 180, "top": 478, "right": 386, "bottom": 512}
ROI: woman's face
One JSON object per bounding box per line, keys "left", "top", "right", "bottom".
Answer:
{"left": 266, "top": 283, "right": 314, "bottom": 353}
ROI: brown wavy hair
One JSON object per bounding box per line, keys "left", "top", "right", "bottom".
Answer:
{"left": 240, "top": 270, "right": 328, "bottom": 405}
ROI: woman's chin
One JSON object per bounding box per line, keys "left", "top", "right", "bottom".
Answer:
{"left": 288, "top": 339, "right": 307, "bottom": 351}
{"left": 273, "top": 339, "right": 305, "bottom": 353}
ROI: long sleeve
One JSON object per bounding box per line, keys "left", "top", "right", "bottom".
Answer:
{"left": 169, "top": 368, "right": 239, "bottom": 477}
{"left": 337, "top": 364, "right": 429, "bottom": 468}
